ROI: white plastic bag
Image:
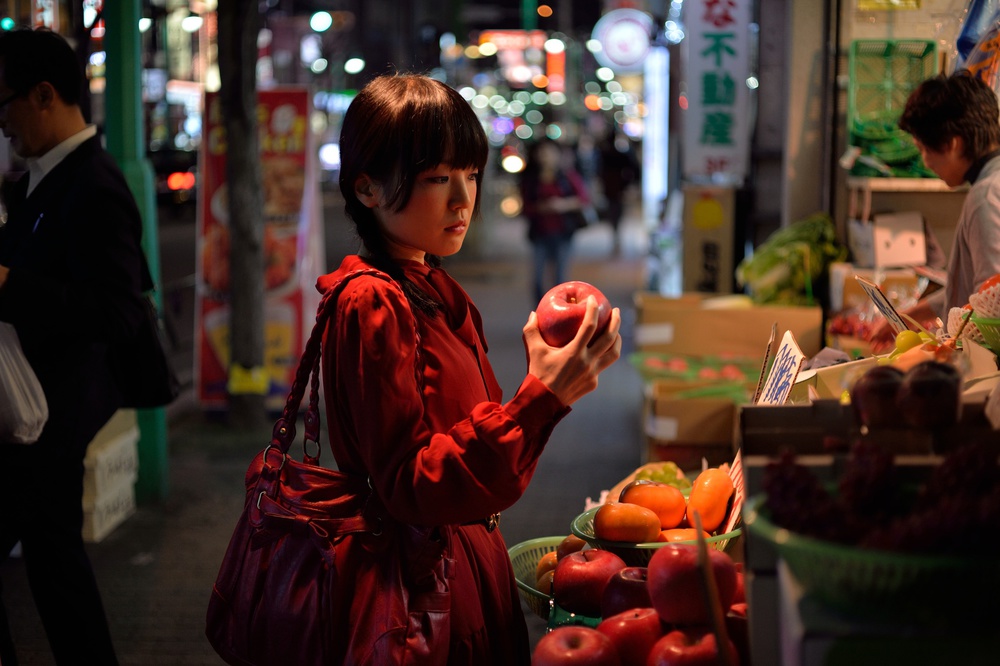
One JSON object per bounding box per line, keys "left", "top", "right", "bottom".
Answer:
{"left": 0, "top": 322, "right": 48, "bottom": 444}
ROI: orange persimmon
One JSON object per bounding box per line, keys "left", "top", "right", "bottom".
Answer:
{"left": 594, "top": 502, "right": 662, "bottom": 543}
{"left": 685, "top": 467, "right": 734, "bottom": 533}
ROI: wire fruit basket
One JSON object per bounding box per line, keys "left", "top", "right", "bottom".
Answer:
{"left": 743, "top": 495, "right": 998, "bottom": 623}
{"left": 570, "top": 507, "right": 742, "bottom": 566}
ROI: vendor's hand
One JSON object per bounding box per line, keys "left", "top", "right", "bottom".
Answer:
{"left": 522, "top": 296, "right": 622, "bottom": 406}
{"left": 868, "top": 298, "right": 940, "bottom": 352}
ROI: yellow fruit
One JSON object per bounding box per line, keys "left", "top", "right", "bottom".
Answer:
{"left": 894, "top": 330, "right": 922, "bottom": 353}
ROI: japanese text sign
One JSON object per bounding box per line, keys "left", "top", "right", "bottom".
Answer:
{"left": 681, "top": 0, "right": 752, "bottom": 182}
{"left": 855, "top": 275, "right": 908, "bottom": 335}
{"left": 757, "top": 330, "right": 807, "bottom": 406}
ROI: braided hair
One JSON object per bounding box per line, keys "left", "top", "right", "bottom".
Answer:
{"left": 338, "top": 74, "right": 489, "bottom": 316}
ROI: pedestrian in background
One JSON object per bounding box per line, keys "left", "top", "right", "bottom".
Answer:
{"left": 318, "top": 73, "right": 621, "bottom": 663}
{"left": 598, "top": 127, "right": 640, "bottom": 255}
{"left": 520, "top": 138, "right": 593, "bottom": 302}
{"left": 0, "top": 28, "right": 152, "bottom": 665}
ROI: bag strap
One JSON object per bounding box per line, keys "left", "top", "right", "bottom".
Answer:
{"left": 268, "top": 268, "right": 400, "bottom": 457}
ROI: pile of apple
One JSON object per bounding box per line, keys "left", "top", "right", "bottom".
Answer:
{"left": 596, "top": 467, "right": 736, "bottom": 545}
{"left": 532, "top": 542, "right": 745, "bottom": 666}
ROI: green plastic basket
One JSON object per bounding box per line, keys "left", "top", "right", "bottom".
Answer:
{"left": 848, "top": 39, "right": 937, "bottom": 130}
{"left": 971, "top": 313, "right": 1000, "bottom": 353}
{"left": 508, "top": 536, "right": 561, "bottom": 620}
{"left": 743, "top": 495, "right": 998, "bottom": 622}
{"left": 507, "top": 536, "right": 602, "bottom": 629}
{"left": 570, "top": 506, "right": 742, "bottom": 567}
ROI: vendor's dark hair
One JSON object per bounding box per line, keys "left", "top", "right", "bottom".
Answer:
{"left": 899, "top": 70, "right": 1000, "bottom": 160}
{"left": 338, "top": 73, "right": 489, "bottom": 315}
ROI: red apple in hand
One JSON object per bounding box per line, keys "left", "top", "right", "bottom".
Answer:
{"left": 646, "top": 628, "right": 738, "bottom": 666}
{"left": 532, "top": 625, "right": 622, "bottom": 666}
{"left": 553, "top": 548, "right": 627, "bottom": 617}
{"left": 601, "top": 566, "right": 653, "bottom": 619}
{"left": 536, "top": 280, "right": 612, "bottom": 347}
{"left": 596, "top": 608, "right": 664, "bottom": 666}
{"left": 646, "top": 544, "right": 737, "bottom": 626}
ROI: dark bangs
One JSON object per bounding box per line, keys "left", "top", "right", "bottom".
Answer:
{"left": 381, "top": 77, "right": 489, "bottom": 213}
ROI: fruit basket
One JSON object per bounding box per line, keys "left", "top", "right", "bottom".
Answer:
{"left": 743, "top": 495, "right": 998, "bottom": 623}
{"left": 970, "top": 313, "right": 1000, "bottom": 353}
{"left": 570, "top": 507, "right": 742, "bottom": 566}
{"left": 508, "top": 536, "right": 562, "bottom": 620}
{"left": 508, "top": 536, "right": 602, "bottom": 629}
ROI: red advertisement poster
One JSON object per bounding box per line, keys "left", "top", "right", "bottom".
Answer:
{"left": 195, "top": 87, "right": 324, "bottom": 410}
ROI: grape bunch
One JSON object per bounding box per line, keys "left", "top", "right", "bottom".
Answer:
{"left": 837, "top": 438, "right": 902, "bottom": 530}
{"left": 764, "top": 440, "right": 1000, "bottom": 556}
{"left": 762, "top": 451, "right": 852, "bottom": 543}
{"left": 634, "top": 462, "right": 693, "bottom": 491}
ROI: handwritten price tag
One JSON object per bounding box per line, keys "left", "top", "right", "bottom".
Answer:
{"left": 855, "top": 274, "right": 908, "bottom": 335}
{"left": 756, "top": 330, "right": 807, "bottom": 406}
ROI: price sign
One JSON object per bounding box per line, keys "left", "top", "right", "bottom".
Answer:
{"left": 757, "top": 330, "right": 807, "bottom": 406}
{"left": 855, "top": 275, "right": 908, "bottom": 335}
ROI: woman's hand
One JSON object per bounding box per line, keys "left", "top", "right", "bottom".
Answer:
{"left": 522, "top": 295, "right": 622, "bottom": 405}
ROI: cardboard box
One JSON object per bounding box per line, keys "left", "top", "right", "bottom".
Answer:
{"left": 828, "top": 262, "right": 923, "bottom": 312}
{"left": 82, "top": 477, "right": 136, "bottom": 543}
{"left": 83, "top": 410, "right": 140, "bottom": 505}
{"left": 633, "top": 292, "right": 824, "bottom": 358}
{"left": 643, "top": 381, "right": 739, "bottom": 471}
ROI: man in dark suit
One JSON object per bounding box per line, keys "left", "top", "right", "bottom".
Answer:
{"left": 0, "top": 28, "right": 150, "bottom": 665}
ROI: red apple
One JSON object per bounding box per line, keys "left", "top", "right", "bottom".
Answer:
{"left": 536, "top": 280, "right": 612, "bottom": 347}
{"left": 731, "top": 566, "right": 745, "bottom": 606}
{"left": 553, "top": 548, "right": 627, "bottom": 617}
{"left": 646, "top": 544, "right": 737, "bottom": 626}
{"left": 596, "top": 607, "right": 664, "bottom": 666}
{"left": 601, "top": 566, "right": 653, "bottom": 619}
{"left": 532, "top": 625, "right": 622, "bottom": 666}
{"left": 646, "top": 628, "right": 738, "bottom": 666}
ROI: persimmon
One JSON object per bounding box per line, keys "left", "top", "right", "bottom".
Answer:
{"left": 535, "top": 569, "right": 555, "bottom": 595}
{"left": 620, "top": 481, "right": 686, "bottom": 529}
{"left": 594, "top": 502, "right": 662, "bottom": 543}
{"left": 685, "top": 468, "right": 734, "bottom": 533}
{"left": 535, "top": 551, "right": 559, "bottom": 582}
{"left": 657, "top": 528, "right": 712, "bottom": 543}
{"left": 556, "top": 533, "right": 588, "bottom": 560}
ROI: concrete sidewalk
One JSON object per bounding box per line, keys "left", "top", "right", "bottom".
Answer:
{"left": 1, "top": 212, "right": 656, "bottom": 664}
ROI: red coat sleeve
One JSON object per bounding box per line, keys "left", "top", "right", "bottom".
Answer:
{"left": 323, "top": 276, "right": 570, "bottom": 527}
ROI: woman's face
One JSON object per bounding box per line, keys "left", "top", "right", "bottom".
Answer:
{"left": 368, "top": 163, "right": 479, "bottom": 262}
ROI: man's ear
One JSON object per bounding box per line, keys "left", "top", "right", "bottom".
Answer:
{"left": 354, "top": 175, "right": 379, "bottom": 208}
{"left": 33, "top": 82, "right": 55, "bottom": 109}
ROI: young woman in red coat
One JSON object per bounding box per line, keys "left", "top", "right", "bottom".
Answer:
{"left": 317, "top": 74, "right": 622, "bottom": 664}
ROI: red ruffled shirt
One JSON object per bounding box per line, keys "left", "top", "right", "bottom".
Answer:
{"left": 316, "top": 255, "right": 570, "bottom": 663}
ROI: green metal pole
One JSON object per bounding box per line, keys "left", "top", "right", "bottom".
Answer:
{"left": 522, "top": 0, "right": 538, "bottom": 31}
{"left": 102, "top": 0, "right": 169, "bottom": 504}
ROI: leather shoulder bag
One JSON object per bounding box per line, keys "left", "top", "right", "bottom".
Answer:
{"left": 206, "top": 268, "right": 453, "bottom": 665}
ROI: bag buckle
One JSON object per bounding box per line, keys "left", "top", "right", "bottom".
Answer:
{"left": 486, "top": 513, "right": 500, "bottom": 532}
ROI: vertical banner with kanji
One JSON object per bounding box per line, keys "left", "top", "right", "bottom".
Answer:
{"left": 681, "top": 0, "right": 752, "bottom": 183}
{"left": 196, "top": 87, "right": 324, "bottom": 410}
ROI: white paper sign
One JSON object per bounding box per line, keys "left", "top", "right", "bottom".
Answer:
{"left": 757, "top": 330, "right": 807, "bottom": 406}
{"left": 855, "top": 275, "right": 908, "bottom": 335}
{"left": 681, "top": 0, "right": 752, "bottom": 182}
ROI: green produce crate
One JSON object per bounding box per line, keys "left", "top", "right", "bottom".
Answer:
{"left": 847, "top": 39, "right": 938, "bottom": 178}
{"left": 848, "top": 39, "right": 937, "bottom": 142}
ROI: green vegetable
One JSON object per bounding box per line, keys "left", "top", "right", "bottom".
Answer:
{"left": 735, "top": 212, "right": 847, "bottom": 306}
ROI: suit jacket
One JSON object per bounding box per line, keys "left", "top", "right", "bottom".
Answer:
{"left": 0, "top": 135, "right": 147, "bottom": 454}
